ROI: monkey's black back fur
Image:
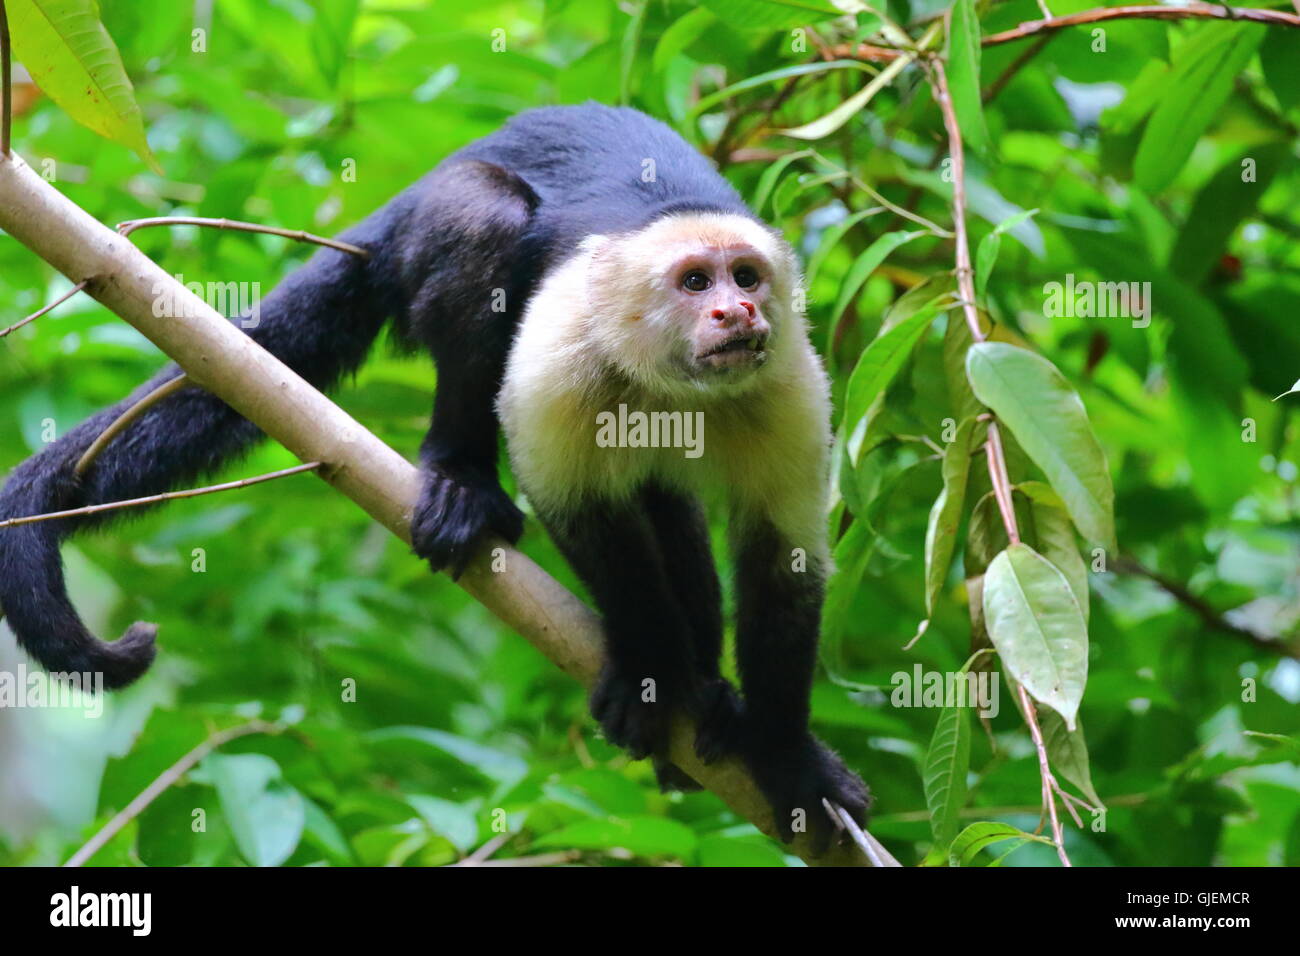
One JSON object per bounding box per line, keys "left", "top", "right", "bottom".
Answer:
{"left": 0, "top": 103, "right": 750, "bottom": 687}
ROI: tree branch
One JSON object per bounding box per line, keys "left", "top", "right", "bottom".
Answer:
{"left": 831, "top": 4, "right": 1300, "bottom": 61}
{"left": 0, "top": 149, "right": 895, "bottom": 867}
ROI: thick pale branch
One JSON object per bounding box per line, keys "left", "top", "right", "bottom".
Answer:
{"left": 0, "top": 150, "right": 893, "bottom": 868}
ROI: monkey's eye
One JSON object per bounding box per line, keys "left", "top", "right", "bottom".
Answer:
{"left": 733, "top": 265, "right": 760, "bottom": 289}
{"left": 681, "top": 270, "right": 711, "bottom": 292}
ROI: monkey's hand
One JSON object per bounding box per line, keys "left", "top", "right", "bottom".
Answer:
{"left": 410, "top": 464, "right": 524, "bottom": 578}
{"left": 742, "top": 732, "right": 870, "bottom": 856}
{"left": 590, "top": 661, "right": 694, "bottom": 760}
{"left": 692, "top": 678, "right": 746, "bottom": 765}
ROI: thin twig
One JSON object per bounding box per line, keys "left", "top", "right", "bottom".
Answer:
{"left": 0, "top": 279, "right": 89, "bottom": 339}
{"left": 830, "top": 4, "right": 1300, "bottom": 60}
{"left": 463, "top": 832, "right": 513, "bottom": 864}
{"left": 1019, "top": 685, "right": 1071, "bottom": 866}
{"left": 0, "top": 461, "right": 322, "bottom": 530}
{"left": 64, "top": 720, "right": 279, "bottom": 866}
{"left": 118, "top": 216, "right": 371, "bottom": 258}
{"left": 823, "top": 798, "right": 902, "bottom": 867}
{"left": 984, "top": 34, "right": 1054, "bottom": 104}
{"left": 453, "top": 851, "right": 581, "bottom": 867}
{"left": 985, "top": 423, "right": 1020, "bottom": 545}
{"left": 1114, "top": 555, "right": 1296, "bottom": 658}
{"left": 75, "top": 375, "right": 193, "bottom": 476}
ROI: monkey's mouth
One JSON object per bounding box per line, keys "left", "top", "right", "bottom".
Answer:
{"left": 696, "top": 333, "right": 769, "bottom": 369}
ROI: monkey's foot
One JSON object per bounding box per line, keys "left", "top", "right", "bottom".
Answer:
{"left": 692, "top": 678, "right": 745, "bottom": 765}
{"left": 411, "top": 465, "right": 524, "bottom": 578}
{"left": 589, "top": 663, "right": 681, "bottom": 760}
{"left": 743, "top": 733, "right": 871, "bottom": 856}
{"left": 652, "top": 757, "right": 702, "bottom": 793}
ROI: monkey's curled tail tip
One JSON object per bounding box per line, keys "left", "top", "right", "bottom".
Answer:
{"left": 85, "top": 621, "right": 158, "bottom": 690}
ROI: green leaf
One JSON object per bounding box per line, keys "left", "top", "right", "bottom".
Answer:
{"left": 368, "top": 726, "right": 528, "bottom": 784}
{"left": 1169, "top": 146, "right": 1289, "bottom": 285}
{"left": 948, "top": 821, "right": 1045, "bottom": 867}
{"left": 536, "top": 816, "right": 697, "bottom": 859}
{"left": 781, "top": 51, "right": 913, "bottom": 139}
{"left": 925, "top": 417, "right": 977, "bottom": 614}
{"left": 1026, "top": 491, "right": 1089, "bottom": 623}
{"left": 806, "top": 207, "right": 878, "bottom": 289}
{"left": 983, "top": 543, "right": 1089, "bottom": 730}
{"left": 966, "top": 342, "right": 1115, "bottom": 548}
{"left": 407, "top": 794, "right": 480, "bottom": 853}
{"left": 690, "top": 60, "right": 874, "bottom": 118}
{"left": 310, "top": 0, "right": 359, "bottom": 88}
{"left": 946, "top": 0, "right": 991, "bottom": 157}
{"left": 697, "top": 835, "right": 788, "bottom": 867}
{"left": 753, "top": 150, "right": 813, "bottom": 216}
{"left": 9, "top": 0, "right": 160, "bottom": 171}
{"left": 618, "top": 0, "right": 647, "bottom": 106}
{"left": 1039, "top": 708, "right": 1103, "bottom": 809}
{"left": 975, "top": 209, "right": 1039, "bottom": 303}
{"left": 652, "top": 6, "right": 716, "bottom": 74}
{"left": 206, "top": 753, "right": 306, "bottom": 867}
{"left": 1133, "top": 24, "right": 1263, "bottom": 194}
{"left": 301, "top": 797, "right": 356, "bottom": 865}
{"left": 923, "top": 704, "right": 971, "bottom": 848}
{"left": 1261, "top": 28, "right": 1300, "bottom": 114}
{"left": 842, "top": 287, "right": 948, "bottom": 437}
{"left": 829, "top": 229, "right": 926, "bottom": 338}
{"left": 700, "top": 0, "right": 841, "bottom": 32}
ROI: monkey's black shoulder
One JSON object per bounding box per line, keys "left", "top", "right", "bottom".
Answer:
{"left": 452, "top": 103, "right": 755, "bottom": 256}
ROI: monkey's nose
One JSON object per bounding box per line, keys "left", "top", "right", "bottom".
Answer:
{"left": 711, "top": 303, "right": 758, "bottom": 327}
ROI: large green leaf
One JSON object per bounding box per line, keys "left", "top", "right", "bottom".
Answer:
{"left": 1021, "top": 482, "right": 1089, "bottom": 623}
{"left": 9, "top": 0, "right": 159, "bottom": 170}
{"left": 945, "top": 0, "right": 991, "bottom": 157}
{"left": 966, "top": 342, "right": 1115, "bottom": 549}
{"left": 842, "top": 289, "right": 949, "bottom": 436}
{"left": 1133, "top": 24, "right": 1262, "bottom": 194}
{"left": 205, "top": 753, "right": 305, "bottom": 868}
{"left": 984, "top": 543, "right": 1089, "bottom": 730}
{"left": 924, "top": 417, "right": 977, "bottom": 614}
{"left": 701, "top": 0, "right": 841, "bottom": 32}
{"left": 828, "top": 229, "right": 927, "bottom": 338}
{"left": 948, "top": 821, "right": 1045, "bottom": 867}
{"left": 923, "top": 703, "right": 970, "bottom": 848}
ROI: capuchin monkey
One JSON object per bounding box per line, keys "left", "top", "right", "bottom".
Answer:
{"left": 0, "top": 104, "right": 868, "bottom": 849}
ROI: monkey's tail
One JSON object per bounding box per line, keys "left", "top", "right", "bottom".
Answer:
{"left": 0, "top": 202, "right": 410, "bottom": 689}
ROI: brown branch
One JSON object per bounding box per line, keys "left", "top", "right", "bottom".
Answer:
{"left": 1114, "top": 555, "right": 1298, "bottom": 659}
{"left": 980, "top": 4, "right": 1300, "bottom": 45}
{"left": 831, "top": 4, "right": 1300, "bottom": 60}
{"left": 75, "top": 374, "right": 193, "bottom": 476}
{"left": 64, "top": 720, "right": 279, "bottom": 867}
{"left": 984, "top": 34, "right": 1054, "bottom": 104}
{"left": 0, "top": 461, "right": 322, "bottom": 529}
{"left": 0, "top": 278, "right": 89, "bottom": 339}
{"left": 118, "top": 216, "right": 371, "bottom": 258}
{"left": 1019, "top": 685, "right": 1072, "bottom": 866}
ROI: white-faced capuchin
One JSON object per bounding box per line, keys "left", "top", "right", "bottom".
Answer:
{"left": 0, "top": 103, "right": 868, "bottom": 850}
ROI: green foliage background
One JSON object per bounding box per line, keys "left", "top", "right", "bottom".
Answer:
{"left": 0, "top": 0, "right": 1298, "bottom": 866}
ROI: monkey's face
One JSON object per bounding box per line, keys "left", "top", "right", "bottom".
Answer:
{"left": 670, "top": 244, "right": 773, "bottom": 378}
{"left": 586, "top": 213, "right": 799, "bottom": 396}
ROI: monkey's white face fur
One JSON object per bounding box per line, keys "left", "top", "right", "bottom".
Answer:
{"left": 499, "top": 212, "right": 832, "bottom": 554}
